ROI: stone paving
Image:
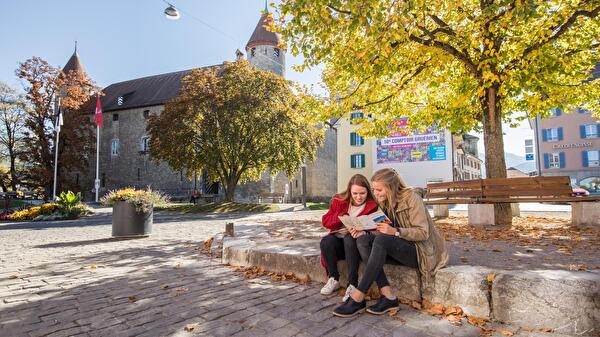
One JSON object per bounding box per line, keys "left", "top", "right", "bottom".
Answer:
{"left": 0, "top": 209, "right": 577, "bottom": 337}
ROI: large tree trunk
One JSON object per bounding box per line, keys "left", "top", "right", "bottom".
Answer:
{"left": 223, "top": 177, "right": 237, "bottom": 203}
{"left": 481, "top": 85, "right": 512, "bottom": 225}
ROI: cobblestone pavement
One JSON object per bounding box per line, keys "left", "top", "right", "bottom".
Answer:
{"left": 0, "top": 210, "right": 570, "bottom": 337}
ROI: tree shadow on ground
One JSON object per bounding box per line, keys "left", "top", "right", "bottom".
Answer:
{"left": 0, "top": 240, "right": 338, "bottom": 337}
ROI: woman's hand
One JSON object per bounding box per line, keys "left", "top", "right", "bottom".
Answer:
{"left": 337, "top": 227, "right": 349, "bottom": 235}
{"left": 349, "top": 228, "right": 365, "bottom": 238}
{"left": 376, "top": 222, "right": 398, "bottom": 236}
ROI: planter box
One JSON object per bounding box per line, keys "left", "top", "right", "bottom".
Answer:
{"left": 112, "top": 201, "right": 153, "bottom": 237}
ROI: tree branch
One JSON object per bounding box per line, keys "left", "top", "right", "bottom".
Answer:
{"left": 326, "top": 4, "right": 352, "bottom": 15}
{"left": 355, "top": 63, "right": 427, "bottom": 109}
{"left": 509, "top": 6, "right": 599, "bottom": 70}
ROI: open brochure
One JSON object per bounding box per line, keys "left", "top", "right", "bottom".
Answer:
{"left": 337, "top": 210, "right": 392, "bottom": 231}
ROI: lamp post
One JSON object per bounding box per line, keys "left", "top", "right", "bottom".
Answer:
{"left": 301, "top": 163, "right": 307, "bottom": 208}
{"left": 163, "top": 1, "right": 180, "bottom": 20}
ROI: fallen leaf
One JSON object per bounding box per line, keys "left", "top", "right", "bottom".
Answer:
{"left": 388, "top": 308, "right": 399, "bottom": 316}
{"left": 427, "top": 303, "right": 445, "bottom": 315}
{"left": 90, "top": 264, "right": 97, "bottom": 269}
{"left": 467, "top": 315, "right": 487, "bottom": 327}
{"left": 8, "top": 274, "right": 18, "bottom": 279}
{"left": 496, "top": 329, "right": 514, "bottom": 336}
{"left": 128, "top": 296, "right": 137, "bottom": 303}
{"left": 174, "top": 263, "right": 182, "bottom": 269}
{"left": 460, "top": 256, "right": 468, "bottom": 262}
{"left": 486, "top": 273, "right": 496, "bottom": 282}
{"left": 492, "top": 249, "right": 502, "bottom": 252}
{"left": 540, "top": 328, "right": 554, "bottom": 333}
{"left": 161, "top": 284, "right": 170, "bottom": 289}
{"left": 299, "top": 274, "right": 310, "bottom": 285}
{"left": 184, "top": 323, "right": 198, "bottom": 332}
{"left": 421, "top": 299, "right": 434, "bottom": 309}
{"left": 174, "top": 287, "right": 189, "bottom": 296}
{"left": 444, "top": 306, "right": 463, "bottom": 316}
{"left": 411, "top": 301, "right": 422, "bottom": 310}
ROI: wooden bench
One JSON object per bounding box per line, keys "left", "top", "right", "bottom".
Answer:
{"left": 258, "top": 193, "right": 285, "bottom": 204}
{"left": 190, "top": 193, "right": 217, "bottom": 204}
{"left": 424, "top": 176, "right": 600, "bottom": 226}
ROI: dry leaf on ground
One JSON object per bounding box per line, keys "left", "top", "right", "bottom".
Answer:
{"left": 427, "top": 303, "right": 445, "bottom": 315}
{"left": 486, "top": 273, "right": 496, "bottom": 282}
{"left": 184, "top": 323, "right": 198, "bottom": 332}
{"left": 467, "top": 316, "right": 488, "bottom": 327}
{"left": 128, "top": 296, "right": 137, "bottom": 303}
{"left": 496, "top": 329, "right": 514, "bottom": 336}
{"left": 90, "top": 264, "right": 97, "bottom": 269}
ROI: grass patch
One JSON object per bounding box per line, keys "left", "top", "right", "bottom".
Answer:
{"left": 306, "top": 202, "right": 330, "bottom": 210}
{"left": 155, "top": 202, "right": 280, "bottom": 214}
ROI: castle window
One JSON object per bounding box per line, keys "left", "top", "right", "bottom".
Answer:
{"left": 113, "top": 114, "right": 119, "bottom": 121}
{"left": 251, "top": 48, "right": 256, "bottom": 57}
{"left": 143, "top": 110, "right": 150, "bottom": 118}
{"left": 274, "top": 48, "right": 280, "bottom": 58}
{"left": 140, "top": 136, "right": 150, "bottom": 153}
{"left": 111, "top": 139, "right": 119, "bottom": 157}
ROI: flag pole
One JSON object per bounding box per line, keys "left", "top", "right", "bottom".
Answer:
{"left": 94, "top": 96, "right": 103, "bottom": 202}
{"left": 95, "top": 124, "right": 100, "bottom": 202}
{"left": 52, "top": 97, "right": 61, "bottom": 200}
{"left": 52, "top": 112, "right": 60, "bottom": 200}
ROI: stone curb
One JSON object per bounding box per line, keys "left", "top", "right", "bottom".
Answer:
{"left": 221, "top": 223, "right": 600, "bottom": 335}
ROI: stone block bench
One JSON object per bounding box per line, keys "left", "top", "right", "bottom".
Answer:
{"left": 221, "top": 223, "right": 600, "bottom": 335}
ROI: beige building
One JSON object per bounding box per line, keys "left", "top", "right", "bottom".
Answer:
{"left": 336, "top": 113, "right": 462, "bottom": 192}
{"left": 533, "top": 107, "right": 600, "bottom": 193}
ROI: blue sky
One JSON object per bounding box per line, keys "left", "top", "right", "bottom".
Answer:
{"left": 0, "top": 0, "right": 531, "bottom": 158}
{"left": 0, "top": 0, "right": 321, "bottom": 89}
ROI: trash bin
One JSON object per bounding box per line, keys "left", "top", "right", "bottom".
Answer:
{"left": 112, "top": 201, "right": 152, "bottom": 237}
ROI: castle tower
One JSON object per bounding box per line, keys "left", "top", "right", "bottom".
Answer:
{"left": 245, "top": 2, "right": 285, "bottom": 77}
{"left": 62, "top": 41, "right": 86, "bottom": 77}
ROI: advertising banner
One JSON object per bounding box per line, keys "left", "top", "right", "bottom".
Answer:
{"left": 376, "top": 118, "right": 447, "bottom": 164}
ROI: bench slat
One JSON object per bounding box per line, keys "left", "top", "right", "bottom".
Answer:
{"left": 427, "top": 191, "right": 483, "bottom": 198}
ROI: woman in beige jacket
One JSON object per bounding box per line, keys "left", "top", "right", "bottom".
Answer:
{"left": 333, "top": 168, "right": 448, "bottom": 317}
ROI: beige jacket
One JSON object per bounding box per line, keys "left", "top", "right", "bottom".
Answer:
{"left": 392, "top": 188, "right": 448, "bottom": 285}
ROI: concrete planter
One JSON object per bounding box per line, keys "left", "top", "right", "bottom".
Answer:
{"left": 112, "top": 201, "right": 153, "bottom": 238}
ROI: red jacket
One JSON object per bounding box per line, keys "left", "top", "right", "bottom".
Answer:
{"left": 322, "top": 196, "right": 378, "bottom": 234}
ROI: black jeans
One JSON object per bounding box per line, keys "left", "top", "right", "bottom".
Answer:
{"left": 356, "top": 234, "right": 418, "bottom": 294}
{"left": 320, "top": 234, "right": 361, "bottom": 286}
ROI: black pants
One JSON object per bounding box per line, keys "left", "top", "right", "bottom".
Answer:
{"left": 320, "top": 234, "right": 361, "bottom": 287}
{"left": 356, "top": 234, "right": 418, "bottom": 294}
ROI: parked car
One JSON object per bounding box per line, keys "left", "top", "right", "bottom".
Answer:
{"left": 571, "top": 185, "right": 590, "bottom": 197}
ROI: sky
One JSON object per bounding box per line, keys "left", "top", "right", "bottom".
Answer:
{"left": 0, "top": 0, "right": 531, "bottom": 159}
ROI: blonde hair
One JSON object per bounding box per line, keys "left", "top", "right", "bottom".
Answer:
{"left": 371, "top": 168, "right": 409, "bottom": 222}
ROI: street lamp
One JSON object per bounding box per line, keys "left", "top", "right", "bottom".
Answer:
{"left": 301, "top": 163, "right": 307, "bottom": 208}
{"left": 164, "top": 3, "right": 180, "bottom": 20}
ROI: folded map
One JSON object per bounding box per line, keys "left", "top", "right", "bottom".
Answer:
{"left": 338, "top": 210, "right": 392, "bottom": 231}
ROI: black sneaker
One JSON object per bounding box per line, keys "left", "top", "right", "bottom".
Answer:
{"left": 366, "top": 296, "right": 399, "bottom": 315}
{"left": 333, "top": 298, "right": 366, "bottom": 317}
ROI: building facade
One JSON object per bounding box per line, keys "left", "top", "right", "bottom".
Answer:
{"left": 533, "top": 107, "right": 600, "bottom": 193}
{"left": 336, "top": 113, "right": 476, "bottom": 192}
{"left": 453, "top": 134, "right": 483, "bottom": 181}
{"left": 73, "top": 8, "right": 336, "bottom": 202}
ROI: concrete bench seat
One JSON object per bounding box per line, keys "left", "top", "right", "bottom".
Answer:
{"left": 221, "top": 223, "right": 600, "bottom": 335}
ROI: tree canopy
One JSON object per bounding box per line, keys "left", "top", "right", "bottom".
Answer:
{"left": 16, "top": 57, "right": 97, "bottom": 197}
{"left": 147, "top": 60, "right": 323, "bottom": 202}
{"left": 275, "top": 0, "right": 599, "bottom": 224}
{"left": 0, "top": 82, "right": 28, "bottom": 191}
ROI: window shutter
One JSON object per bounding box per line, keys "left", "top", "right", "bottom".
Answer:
{"left": 360, "top": 154, "right": 365, "bottom": 168}
{"left": 350, "top": 155, "right": 356, "bottom": 168}
{"left": 350, "top": 133, "right": 356, "bottom": 146}
{"left": 580, "top": 125, "right": 586, "bottom": 139}
{"left": 543, "top": 153, "right": 550, "bottom": 169}
{"left": 559, "top": 152, "right": 566, "bottom": 168}
{"left": 582, "top": 151, "right": 589, "bottom": 167}
{"left": 596, "top": 124, "right": 600, "bottom": 137}
{"left": 558, "top": 127, "right": 563, "bottom": 141}
{"left": 542, "top": 129, "right": 548, "bottom": 142}
{"left": 555, "top": 108, "right": 562, "bottom": 116}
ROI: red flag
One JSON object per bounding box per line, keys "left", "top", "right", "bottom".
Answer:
{"left": 95, "top": 96, "right": 103, "bottom": 128}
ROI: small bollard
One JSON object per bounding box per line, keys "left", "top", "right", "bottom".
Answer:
{"left": 225, "top": 222, "right": 234, "bottom": 237}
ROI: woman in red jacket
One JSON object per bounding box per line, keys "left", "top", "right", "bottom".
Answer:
{"left": 320, "top": 174, "right": 378, "bottom": 300}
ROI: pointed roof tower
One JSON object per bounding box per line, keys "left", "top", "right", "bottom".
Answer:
{"left": 245, "top": 2, "right": 282, "bottom": 50}
{"left": 62, "top": 41, "right": 86, "bottom": 76}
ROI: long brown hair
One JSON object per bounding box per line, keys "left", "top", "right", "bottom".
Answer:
{"left": 371, "top": 168, "right": 409, "bottom": 221}
{"left": 338, "top": 174, "right": 375, "bottom": 205}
